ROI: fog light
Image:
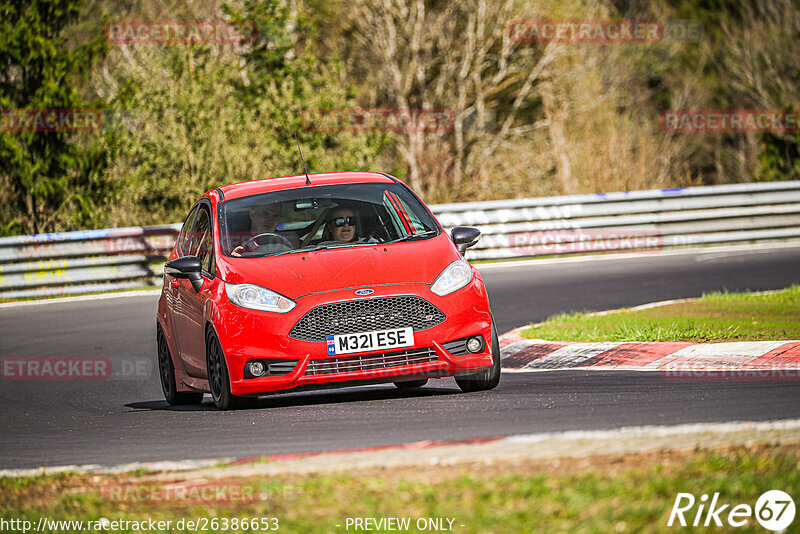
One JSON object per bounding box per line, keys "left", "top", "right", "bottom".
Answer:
{"left": 466, "top": 336, "right": 484, "bottom": 353}
{"left": 249, "top": 361, "right": 266, "bottom": 377}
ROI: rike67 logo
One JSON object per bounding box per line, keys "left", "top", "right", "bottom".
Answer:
{"left": 668, "top": 490, "right": 795, "bottom": 531}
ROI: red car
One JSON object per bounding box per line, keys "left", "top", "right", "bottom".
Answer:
{"left": 156, "top": 172, "right": 499, "bottom": 409}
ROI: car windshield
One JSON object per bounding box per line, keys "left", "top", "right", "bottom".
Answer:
{"left": 218, "top": 182, "right": 440, "bottom": 257}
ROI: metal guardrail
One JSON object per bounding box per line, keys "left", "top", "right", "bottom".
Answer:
{"left": 0, "top": 225, "right": 179, "bottom": 300}
{"left": 446, "top": 181, "right": 800, "bottom": 260}
{"left": 1, "top": 181, "right": 799, "bottom": 299}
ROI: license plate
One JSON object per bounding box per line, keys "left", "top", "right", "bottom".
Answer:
{"left": 326, "top": 327, "right": 414, "bottom": 355}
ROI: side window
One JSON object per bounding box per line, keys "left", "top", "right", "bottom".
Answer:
{"left": 178, "top": 205, "right": 199, "bottom": 255}
{"left": 395, "top": 196, "right": 427, "bottom": 232}
{"left": 189, "top": 207, "right": 214, "bottom": 276}
{"left": 382, "top": 190, "right": 428, "bottom": 235}
{"left": 382, "top": 194, "right": 405, "bottom": 237}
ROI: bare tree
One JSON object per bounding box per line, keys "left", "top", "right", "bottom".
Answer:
{"left": 715, "top": 0, "right": 800, "bottom": 181}
{"left": 719, "top": 0, "right": 800, "bottom": 110}
{"left": 341, "top": 0, "right": 564, "bottom": 199}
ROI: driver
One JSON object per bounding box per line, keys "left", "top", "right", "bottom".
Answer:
{"left": 327, "top": 207, "right": 358, "bottom": 243}
{"left": 232, "top": 203, "right": 294, "bottom": 256}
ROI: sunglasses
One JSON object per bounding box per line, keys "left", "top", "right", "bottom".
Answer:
{"left": 333, "top": 216, "right": 355, "bottom": 227}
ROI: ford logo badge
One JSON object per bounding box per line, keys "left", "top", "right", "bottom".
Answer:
{"left": 355, "top": 289, "right": 374, "bottom": 295}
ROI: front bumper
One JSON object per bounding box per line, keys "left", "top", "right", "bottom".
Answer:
{"left": 213, "top": 281, "right": 493, "bottom": 396}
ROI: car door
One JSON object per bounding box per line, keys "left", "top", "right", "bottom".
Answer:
{"left": 165, "top": 204, "right": 198, "bottom": 362}
{"left": 173, "top": 203, "right": 216, "bottom": 377}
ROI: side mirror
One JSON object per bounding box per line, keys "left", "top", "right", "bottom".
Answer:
{"left": 165, "top": 256, "right": 204, "bottom": 292}
{"left": 450, "top": 226, "right": 481, "bottom": 255}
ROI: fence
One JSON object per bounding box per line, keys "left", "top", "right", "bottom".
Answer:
{"left": 0, "top": 225, "right": 180, "bottom": 300}
{"left": 440, "top": 181, "right": 800, "bottom": 260}
{"left": 1, "top": 181, "right": 799, "bottom": 299}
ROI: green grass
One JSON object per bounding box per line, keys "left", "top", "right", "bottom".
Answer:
{"left": 0, "top": 444, "right": 797, "bottom": 533}
{"left": 522, "top": 285, "right": 800, "bottom": 343}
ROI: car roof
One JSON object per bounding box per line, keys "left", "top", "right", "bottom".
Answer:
{"left": 216, "top": 172, "right": 397, "bottom": 201}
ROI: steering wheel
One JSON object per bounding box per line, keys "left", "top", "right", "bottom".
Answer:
{"left": 241, "top": 232, "right": 293, "bottom": 252}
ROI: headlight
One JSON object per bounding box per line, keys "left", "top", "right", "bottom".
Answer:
{"left": 225, "top": 283, "right": 296, "bottom": 313}
{"left": 431, "top": 259, "right": 473, "bottom": 296}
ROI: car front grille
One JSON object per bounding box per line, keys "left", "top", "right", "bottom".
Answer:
{"left": 305, "top": 347, "right": 439, "bottom": 376}
{"left": 289, "top": 296, "right": 446, "bottom": 342}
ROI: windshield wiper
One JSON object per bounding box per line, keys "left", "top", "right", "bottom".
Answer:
{"left": 388, "top": 230, "right": 437, "bottom": 243}
{"left": 265, "top": 244, "right": 329, "bottom": 257}
{"left": 267, "top": 242, "right": 367, "bottom": 257}
{"left": 241, "top": 238, "right": 389, "bottom": 258}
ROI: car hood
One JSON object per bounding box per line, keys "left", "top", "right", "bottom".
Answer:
{"left": 218, "top": 235, "right": 459, "bottom": 300}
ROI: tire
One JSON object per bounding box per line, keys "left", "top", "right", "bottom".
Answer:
{"left": 157, "top": 327, "right": 204, "bottom": 405}
{"left": 454, "top": 320, "right": 501, "bottom": 393}
{"left": 206, "top": 328, "right": 257, "bottom": 410}
{"left": 394, "top": 379, "right": 428, "bottom": 389}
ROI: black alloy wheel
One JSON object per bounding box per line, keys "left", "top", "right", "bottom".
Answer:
{"left": 157, "top": 327, "right": 203, "bottom": 405}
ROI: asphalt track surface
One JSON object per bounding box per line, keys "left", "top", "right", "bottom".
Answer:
{"left": 1, "top": 245, "right": 800, "bottom": 469}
